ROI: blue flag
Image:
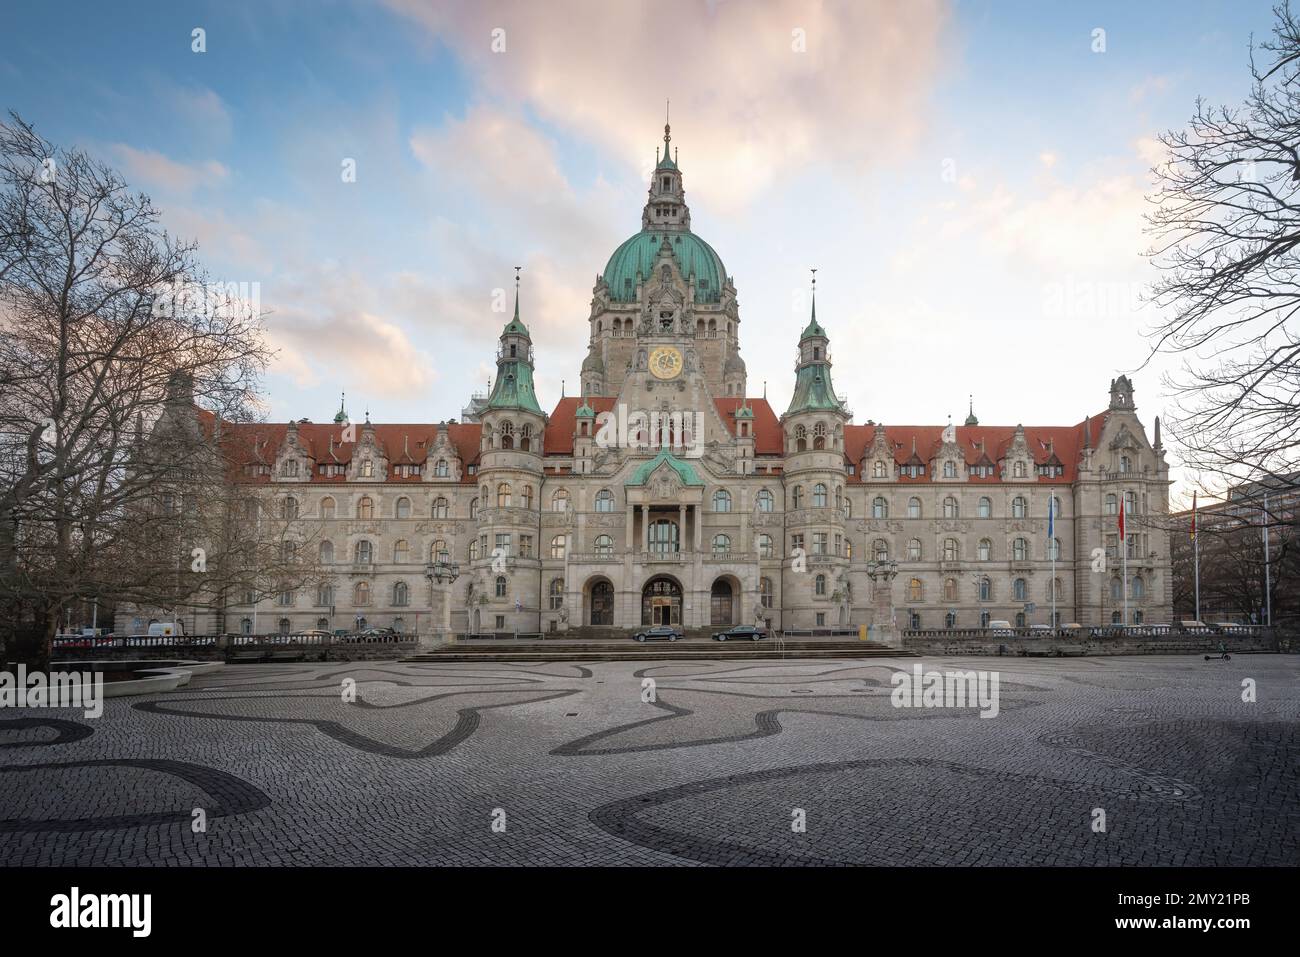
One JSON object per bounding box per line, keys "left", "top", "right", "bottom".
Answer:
{"left": 1047, "top": 496, "right": 1055, "bottom": 540}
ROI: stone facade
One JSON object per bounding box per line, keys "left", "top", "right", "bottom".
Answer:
{"left": 129, "top": 124, "right": 1173, "bottom": 637}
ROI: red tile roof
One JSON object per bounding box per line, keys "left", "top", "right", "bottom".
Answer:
{"left": 843, "top": 412, "right": 1108, "bottom": 484}
{"left": 713, "top": 398, "right": 783, "bottom": 455}
{"left": 544, "top": 397, "right": 619, "bottom": 454}
{"left": 221, "top": 419, "right": 482, "bottom": 484}
{"left": 215, "top": 401, "right": 1109, "bottom": 488}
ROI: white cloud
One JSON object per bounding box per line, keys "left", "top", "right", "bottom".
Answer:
{"left": 385, "top": 0, "right": 950, "bottom": 211}
{"left": 112, "top": 145, "right": 228, "bottom": 196}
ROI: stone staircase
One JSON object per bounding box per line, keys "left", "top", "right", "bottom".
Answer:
{"left": 403, "top": 633, "right": 911, "bottom": 662}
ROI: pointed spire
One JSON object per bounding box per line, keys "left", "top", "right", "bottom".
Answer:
{"left": 334, "top": 391, "right": 348, "bottom": 425}
{"left": 513, "top": 265, "right": 521, "bottom": 322}
{"left": 964, "top": 394, "right": 979, "bottom": 427}
{"left": 799, "top": 268, "right": 826, "bottom": 341}
{"left": 664, "top": 98, "right": 671, "bottom": 153}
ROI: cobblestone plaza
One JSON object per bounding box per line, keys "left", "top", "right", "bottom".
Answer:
{"left": 1, "top": 654, "right": 1296, "bottom": 867}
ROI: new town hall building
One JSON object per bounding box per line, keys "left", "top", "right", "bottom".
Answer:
{"left": 167, "top": 124, "right": 1174, "bottom": 637}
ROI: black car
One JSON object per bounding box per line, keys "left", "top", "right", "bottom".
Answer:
{"left": 712, "top": 625, "right": 767, "bottom": 642}
{"left": 632, "top": 625, "right": 683, "bottom": 642}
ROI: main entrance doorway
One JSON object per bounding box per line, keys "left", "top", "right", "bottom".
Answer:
{"left": 710, "top": 579, "right": 735, "bottom": 626}
{"left": 589, "top": 580, "right": 614, "bottom": 626}
{"left": 641, "top": 577, "right": 682, "bottom": 626}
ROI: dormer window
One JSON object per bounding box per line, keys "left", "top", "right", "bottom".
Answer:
{"left": 662, "top": 177, "right": 670, "bottom": 190}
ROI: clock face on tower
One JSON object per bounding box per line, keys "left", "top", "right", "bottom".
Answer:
{"left": 649, "top": 345, "right": 683, "bottom": 380}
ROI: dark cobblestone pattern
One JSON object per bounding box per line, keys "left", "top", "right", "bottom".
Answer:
{"left": 0, "top": 718, "right": 94, "bottom": 749}
{"left": 0, "top": 759, "right": 269, "bottom": 834}
{"left": 0, "top": 655, "right": 1295, "bottom": 865}
{"left": 135, "top": 687, "right": 583, "bottom": 758}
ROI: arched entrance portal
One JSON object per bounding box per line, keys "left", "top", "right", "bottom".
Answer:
{"left": 589, "top": 580, "right": 614, "bottom": 626}
{"left": 642, "top": 577, "right": 682, "bottom": 626}
{"left": 710, "top": 579, "right": 735, "bottom": 626}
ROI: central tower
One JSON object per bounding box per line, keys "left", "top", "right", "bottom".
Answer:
{"left": 583, "top": 115, "right": 746, "bottom": 397}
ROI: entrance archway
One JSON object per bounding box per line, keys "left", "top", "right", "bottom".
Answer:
{"left": 710, "top": 579, "right": 735, "bottom": 626}
{"left": 589, "top": 579, "right": 615, "bottom": 626}
{"left": 642, "top": 576, "right": 682, "bottom": 626}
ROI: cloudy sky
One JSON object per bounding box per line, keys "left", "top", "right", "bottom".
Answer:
{"left": 1, "top": 0, "right": 1280, "bottom": 503}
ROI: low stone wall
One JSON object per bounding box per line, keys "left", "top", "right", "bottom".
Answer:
{"left": 903, "top": 632, "right": 1283, "bottom": 658}
{"left": 53, "top": 640, "right": 421, "bottom": 664}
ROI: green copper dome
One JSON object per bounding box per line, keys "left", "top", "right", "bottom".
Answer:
{"left": 485, "top": 364, "right": 542, "bottom": 415}
{"left": 785, "top": 365, "right": 843, "bottom": 415}
{"left": 603, "top": 231, "right": 725, "bottom": 303}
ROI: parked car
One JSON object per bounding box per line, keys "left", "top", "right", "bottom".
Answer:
{"left": 712, "top": 625, "right": 767, "bottom": 642}
{"left": 1027, "top": 624, "right": 1054, "bottom": 637}
{"left": 987, "top": 620, "right": 1015, "bottom": 637}
{"left": 632, "top": 625, "right": 683, "bottom": 642}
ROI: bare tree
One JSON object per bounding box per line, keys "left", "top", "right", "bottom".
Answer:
{"left": 1145, "top": 2, "right": 1300, "bottom": 513}
{"left": 1171, "top": 510, "right": 1298, "bottom": 626}
{"left": 0, "top": 113, "right": 310, "bottom": 662}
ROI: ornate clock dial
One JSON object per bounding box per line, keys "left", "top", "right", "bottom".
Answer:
{"left": 649, "top": 345, "right": 683, "bottom": 380}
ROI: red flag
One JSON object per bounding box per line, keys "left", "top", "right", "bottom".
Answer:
{"left": 1190, "top": 491, "right": 1197, "bottom": 541}
{"left": 1118, "top": 493, "right": 1126, "bottom": 541}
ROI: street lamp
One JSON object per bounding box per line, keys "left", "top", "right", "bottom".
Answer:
{"left": 864, "top": 559, "right": 900, "bottom": 636}
{"left": 424, "top": 559, "right": 461, "bottom": 642}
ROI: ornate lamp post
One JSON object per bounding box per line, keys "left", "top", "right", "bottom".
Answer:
{"left": 424, "top": 559, "right": 461, "bottom": 644}
{"left": 864, "top": 559, "right": 900, "bottom": 645}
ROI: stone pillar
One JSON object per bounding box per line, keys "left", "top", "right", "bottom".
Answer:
{"left": 641, "top": 504, "right": 649, "bottom": 552}
{"left": 694, "top": 504, "right": 702, "bottom": 550}
{"left": 679, "top": 503, "right": 687, "bottom": 552}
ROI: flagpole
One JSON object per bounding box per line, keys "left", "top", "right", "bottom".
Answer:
{"left": 1121, "top": 496, "right": 1128, "bottom": 627}
{"left": 1193, "top": 491, "right": 1200, "bottom": 624}
{"left": 1263, "top": 491, "right": 1272, "bottom": 627}
{"left": 1049, "top": 497, "right": 1056, "bottom": 632}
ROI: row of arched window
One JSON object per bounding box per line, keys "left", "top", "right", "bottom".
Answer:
{"left": 893, "top": 577, "right": 1067, "bottom": 604}
{"left": 334, "top": 539, "right": 452, "bottom": 565}
{"left": 271, "top": 495, "right": 462, "bottom": 521}
{"left": 792, "top": 422, "right": 836, "bottom": 452}
{"left": 269, "top": 490, "right": 1080, "bottom": 524}
{"left": 486, "top": 421, "right": 534, "bottom": 451}
{"left": 862, "top": 494, "right": 1065, "bottom": 520}
{"left": 862, "top": 536, "right": 1064, "bottom": 563}
{"left": 279, "top": 459, "right": 454, "bottom": 479}
{"left": 593, "top": 318, "right": 735, "bottom": 338}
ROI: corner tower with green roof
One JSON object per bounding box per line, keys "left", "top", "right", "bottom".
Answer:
{"left": 785, "top": 277, "right": 845, "bottom": 417}
{"left": 486, "top": 270, "right": 543, "bottom": 417}
{"left": 476, "top": 269, "right": 545, "bottom": 633}
{"left": 781, "top": 272, "right": 850, "bottom": 626}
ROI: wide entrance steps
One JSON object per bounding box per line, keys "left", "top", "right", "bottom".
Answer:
{"left": 402, "top": 636, "right": 912, "bottom": 662}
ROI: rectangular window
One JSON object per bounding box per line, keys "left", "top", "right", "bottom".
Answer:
{"left": 495, "top": 615, "right": 505, "bottom": 630}
{"left": 519, "top": 535, "right": 533, "bottom": 558}
{"left": 812, "top": 533, "right": 828, "bottom": 555}
{"left": 791, "top": 533, "right": 804, "bottom": 553}
{"left": 495, "top": 533, "right": 512, "bottom": 556}
{"left": 815, "top": 613, "right": 825, "bottom": 627}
